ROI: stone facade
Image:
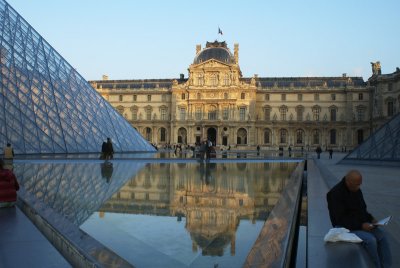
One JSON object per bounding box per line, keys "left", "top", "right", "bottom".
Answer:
{"left": 90, "top": 41, "right": 400, "bottom": 151}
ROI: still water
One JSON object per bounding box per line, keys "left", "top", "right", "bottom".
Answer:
{"left": 14, "top": 160, "right": 297, "bottom": 267}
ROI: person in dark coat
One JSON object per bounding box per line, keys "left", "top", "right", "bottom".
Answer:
{"left": 327, "top": 170, "right": 392, "bottom": 267}
{"left": 105, "top": 138, "right": 114, "bottom": 160}
{"left": 100, "top": 141, "right": 107, "bottom": 159}
{"left": 316, "top": 146, "right": 322, "bottom": 159}
{"left": 0, "top": 159, "right": 19, "bottom": 207}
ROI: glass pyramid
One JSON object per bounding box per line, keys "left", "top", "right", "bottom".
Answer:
{"left": 343, "top": 112, "right": 400, "bottom": 161}
{"left": 0, "top": 1, "right": 155, "bottom": 154}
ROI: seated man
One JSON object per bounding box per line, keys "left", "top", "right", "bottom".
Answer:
{"left": 327, "top": 170, "right": 392, "bottom": 267}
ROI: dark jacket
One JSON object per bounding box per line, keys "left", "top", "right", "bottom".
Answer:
{"left": 0, "top": 168, "right": 20, "bottom": 202}
{"left": 326, "top": 177, "right": 373, "bottom": 230}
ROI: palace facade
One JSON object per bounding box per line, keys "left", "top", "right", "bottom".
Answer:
{"left": 90, "top": 41, "right": 400, "bottom": 150}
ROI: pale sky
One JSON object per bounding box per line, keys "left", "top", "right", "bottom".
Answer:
{"left": 5, "top": 0, "right": 400, "bottom": 81}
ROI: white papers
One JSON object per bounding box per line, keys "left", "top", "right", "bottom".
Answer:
{"left": 373, "top": 216, "right": 392, "bottom": 226}
{"left": 324, "top": 228, "right": 363, "bottom": 243}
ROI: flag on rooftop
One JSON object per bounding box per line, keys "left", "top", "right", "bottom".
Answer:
{"left": 218, "top": 27, "right": 223, "bottom": 35}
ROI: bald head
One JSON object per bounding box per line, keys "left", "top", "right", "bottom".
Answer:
{"left": 345, "top": 170, "right": 362, "bottom": 192}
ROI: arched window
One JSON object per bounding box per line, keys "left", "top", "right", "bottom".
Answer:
{"left": 330, "top": 129, "right": 336, "bottom": 145}
{"left": 237, "top": 128, "right": 247, "bottom": 145}
{"left": 264, "top": 129, "right": 271, "bottom": 144}
{"left": 357, "top": 129, "right": 364, "bottom": 144}
{"left": 145, "top": 127, "right": 152, "bottom": 141}
{"left": 312, "top": 129, "right": 320, "bottom": 144}
{"left": 279, "top": 129, "right": 287, "bottom": 144}
{"left": 296, "top": 129, "right": 304, "bottom": 144}
{"left": 159, "top": 128, "right": 166, "bottom": 142}
{"left": 177, "top": 127, "right": 187, "bottom": 144}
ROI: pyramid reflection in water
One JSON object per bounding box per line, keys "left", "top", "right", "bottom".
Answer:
{"left": 0, "top": 1, "right": 154, "bottom": 154}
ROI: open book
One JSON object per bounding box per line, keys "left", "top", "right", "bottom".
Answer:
{"left": 373, "top": 216, "right": 392, "bottom": 226}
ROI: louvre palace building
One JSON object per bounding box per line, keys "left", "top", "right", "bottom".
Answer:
{"left": 90, "top": 41, "right": 400, "bottom": 151}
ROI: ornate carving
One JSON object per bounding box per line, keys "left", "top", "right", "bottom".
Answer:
{"left": 371, "top": 61, "right": 381, "bottom": 75}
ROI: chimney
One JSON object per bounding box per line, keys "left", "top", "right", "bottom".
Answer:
{"left": 342, "top": 73, "right": 347, "bottom": 78}
{"left": 180, "top": 73, "right": 184, "bottom": 80}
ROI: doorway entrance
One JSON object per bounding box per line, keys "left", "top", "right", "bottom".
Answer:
{"left": 207, "top": 127, "right": 217, "bottom": 146}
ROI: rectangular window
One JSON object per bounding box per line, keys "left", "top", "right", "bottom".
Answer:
{"left": 388, "top": 83, "right": 393, "bottom": 91}
{"left": 146, "top": 109, "right": 152, "bottom": 120}
{"left": 280, "top": 110, "right": 286, "bottom": 121}
{"left": 222, "top": 108, "right": 229, "bottom": 120}
{"left": 358, "top": 93, "right": 363, "bottom": 100}
{"left": 195, "top": 108, "right": 202, "bottom": 120}
{"left": 181, "top": 93, "right": 185, "bottom": 100}
{"left": 265, "top": 94, "right": 270, "bottom": 101}
{"left": 133, "top": 95, "right": 137, "bottom": 101}
{"left": 239, "top": 107, "right": 246, "bottom": 121}
{"left": 313, "top": 110, "right": 320, "bottom": 121}
{"left": 161, "top": 108, "right": 167, "bottom": 120}
{"left": 147, "top": 95, "right": 152, "bottom": 101}
{"left": 388, "top": 102, "right": 394, "bottom": 116}
{"left": 314, "top": 93, "right": 319, "bottom": 101}
{"left": 208, "top": 111, "right": 217, "bottom": 120}
{"left": 161, "top": 94, "right": 166, "bottom": 102}
{"left": 331, "top": 94, "right": 336, "bottom": 101}
{"left": 281, "top": 94, "right": 286, "bottom": 101}
{"left": 264, "top": 109, "right": 270, "bottom": 121}
{"left": 132, "top": 112, "right": 137, "bottom": 120}
{"left": 119, "top": 95, "right": 123, "bottom": 101}
{"left": 357, "top": 109, "right": 364, "bottom": 121}
{"left": 297, "top": 94, "right": 302, "bottom": 101}
{"left": 180, "top": 108, "right": 186, "bottom": 121}
{"left": 330, "top": 109, "right": 336, "bottom": 121}
{"left": 297, "top": 110, "right": 303, "bottom": 121}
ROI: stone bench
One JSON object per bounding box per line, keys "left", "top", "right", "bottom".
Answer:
{"left": 307, "top": 159, "right": 374, "bottom": 268}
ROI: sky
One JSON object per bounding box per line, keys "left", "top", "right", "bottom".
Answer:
{"left": 5, "top": 0, "right": 400, "bottom": 81}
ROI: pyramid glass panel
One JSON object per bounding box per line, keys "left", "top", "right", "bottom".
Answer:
{"left": 0, "top": 0, "right": 155, "bottom": 154}
{"left": 343, "top": 112, "right": 400, "bottom": 161}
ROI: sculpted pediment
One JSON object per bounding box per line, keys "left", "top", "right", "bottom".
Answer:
{"left": 193, "top": 59, "right": 231, "bottom": 69}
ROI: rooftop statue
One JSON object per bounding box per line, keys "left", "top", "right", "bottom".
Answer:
{"left": 371, "top": 61, "right": 382, "bottom": 75}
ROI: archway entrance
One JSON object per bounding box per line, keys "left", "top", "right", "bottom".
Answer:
{"left": 207, "top": 127, "right": 217, "bottom": 146}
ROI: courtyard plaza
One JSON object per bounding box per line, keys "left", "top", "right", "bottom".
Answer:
{"left": 0, "top": 150, "right": 399, "bottom": 267}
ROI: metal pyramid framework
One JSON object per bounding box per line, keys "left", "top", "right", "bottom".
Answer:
{"left": 342, "top": 112, "right": 400, "bottom": 162}
{"left": 0, "top": 1, "right": 155, "bottom": 154}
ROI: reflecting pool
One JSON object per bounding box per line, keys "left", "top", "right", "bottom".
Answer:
{"left": 14, "top": 160, "right": 297, "bottom": 267}
{"left": 84, "top": 161, "right": 296, "bottom": 267}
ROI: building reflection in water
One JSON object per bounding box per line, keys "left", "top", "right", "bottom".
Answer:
{"left": 96, "top": 162, "right": 297, "bottom": 262}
